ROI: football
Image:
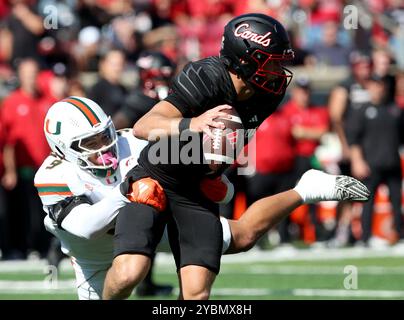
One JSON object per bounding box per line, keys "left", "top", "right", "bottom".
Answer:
{"left": 202, "top": 106, "right": 244, "bottom": 171}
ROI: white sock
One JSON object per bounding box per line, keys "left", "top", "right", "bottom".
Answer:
{"left": 294, "top": 169, "right": 337, "bottom": 204}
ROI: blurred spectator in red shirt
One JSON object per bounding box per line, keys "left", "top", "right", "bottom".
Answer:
{"left": 245, "top": 109, "right": 296, "bottom": 243}
{"left": 283, "top": 76, "right": 330, "bottom": 241}
{"left": 299, "top": 0, "right": 342, "bottom": 25}
{"left": 283, "top": 77, "right": 329, "bottom": 166}
{"left": 174, "top": 0, "right": 233, "bottom": 59}
{"left": 1, "top": 59, "right": 49, "bottom": 178}
{"left": 1, "top": 58, "right": 51, "bottom": 259}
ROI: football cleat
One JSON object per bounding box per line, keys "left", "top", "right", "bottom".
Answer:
{"left": 294, "top": 169, "right": 370, "bottom": 204}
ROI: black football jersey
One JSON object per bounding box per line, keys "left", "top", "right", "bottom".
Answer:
{"left": 137, "top": 56, "right": 285, "bottom": 189}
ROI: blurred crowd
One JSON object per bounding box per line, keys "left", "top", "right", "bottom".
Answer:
{"left": 0, "top": 0, "right": 404, "bottom": 260}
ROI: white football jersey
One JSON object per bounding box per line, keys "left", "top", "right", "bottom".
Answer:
{"left": 35, "top": 130, "right": 148, "bottom": 266}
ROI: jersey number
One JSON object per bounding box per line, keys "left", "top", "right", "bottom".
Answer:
{"left": 46, "top": 159, "right": 62, "bottom": 169}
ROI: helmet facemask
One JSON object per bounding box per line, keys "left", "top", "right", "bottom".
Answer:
{"left": 242, "top": 49, "right": 294, "bottom": 95}
{"left": 70, "top": 119, "right": 119, "bottom": 177}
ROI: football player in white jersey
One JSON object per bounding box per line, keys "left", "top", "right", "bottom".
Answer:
{"left": 34, "top": 96, "right": 166, "bottom": 299}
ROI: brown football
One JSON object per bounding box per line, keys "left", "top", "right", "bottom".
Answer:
{"left": 202, "top": 106, "right": 244, "bottom": 171}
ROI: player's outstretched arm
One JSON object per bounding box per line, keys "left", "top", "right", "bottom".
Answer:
{"left": 225, "top": 169, "right": 370, "bottom": 254}
{"left": 60, "top": 187, "right": 130, "bottom": 239}
{"left": 59, "top": 177, "right": 166, "bottom": 240}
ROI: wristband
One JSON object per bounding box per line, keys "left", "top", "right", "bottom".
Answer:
{"left": 178, "top": 118, "right": 191, "bottom": 134}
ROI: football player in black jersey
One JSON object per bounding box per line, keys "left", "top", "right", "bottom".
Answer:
{"left": 103, "top": 13, "right": 369, "bottom": 300}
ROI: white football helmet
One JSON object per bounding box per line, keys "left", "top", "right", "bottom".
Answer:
{"left": 44, "top": 96, "right": 119, "bottom": 177}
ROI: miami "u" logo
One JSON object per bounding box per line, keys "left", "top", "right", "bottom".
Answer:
{"left": 45, "top": 119, "right": 61, "bottom": 135}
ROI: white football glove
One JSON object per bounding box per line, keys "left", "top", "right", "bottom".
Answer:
{"left": 293, "top": 169, "right": 370, "bottom": 204}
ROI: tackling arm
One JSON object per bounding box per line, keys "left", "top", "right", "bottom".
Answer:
{"left": 58, "top": 186, "right": 129, "bottom": 240}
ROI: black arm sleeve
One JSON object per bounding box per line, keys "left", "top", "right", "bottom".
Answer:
{"left": 164, "top": 62, "right": 218, "bottom": 117}
{"left": 48, "top": 196, "right": 93, "bottom": 229}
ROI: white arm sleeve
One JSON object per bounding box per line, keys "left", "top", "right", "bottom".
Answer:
{"left": 61, "top": 186, "right": 130, "bottom": 240}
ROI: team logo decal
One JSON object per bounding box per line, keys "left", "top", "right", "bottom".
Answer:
{"left": 234, "top": 23, "right": 271, "bottom": 47}
{"left": 45, "top": 119, "right": 62, "bottom": 135}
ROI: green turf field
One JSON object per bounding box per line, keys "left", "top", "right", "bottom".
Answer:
{"left": 1, "top": 246, "right": 404, "bottom": 300}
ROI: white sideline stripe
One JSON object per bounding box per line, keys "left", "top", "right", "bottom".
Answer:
{"left": 156, "top": 265, "right": 404, "bottom": 276}
{"left": 157, "top": 245, "right": 404, "bottom": 265}
{"left": 1, "top": 281, "right": 403, "bottom": 298}
{"left": 223, "top": 265, "right": 404, "bottom": 275}
{"left": 218, "top": 246, "right": 404, "bottom": 264}
{"left": 211, "top": 288, "right": 404, "bottom": 298}
{"left": 293, "top": 289, "right": 404, "bottom": 298}
{"left": 3, "top": 263, "right": 404, "bottom": 276}
{"left": 0, "top": 280, "right": 76, "bottom": 294}
{"left": 1, "top": 245, "right": 404, "bottom": 272}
